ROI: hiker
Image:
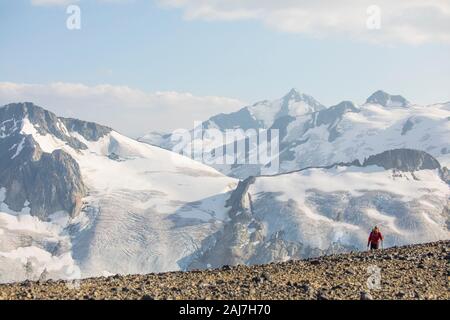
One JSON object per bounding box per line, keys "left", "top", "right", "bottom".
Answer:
{"left": 367, "top": 226, "right": 384, "bottom": 250}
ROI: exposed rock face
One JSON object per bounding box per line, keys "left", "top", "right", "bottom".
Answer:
{"left": 306, "top": 101, "right": 360, "bottom": 142}
{"left": 60, "top": 117, "right": 112, "bottom": 142}
{"left": 0, "top": 102, "right": 86, "bottom": 150}
{"left": 363, "top": 149, "right": 441, "bottom": 172}
{"left": 275, "top": 89, "right": 325, "bottom": 119}
{"left": 208, "top": 108, "right": 263, "bottom": 131}
{"left": 187, "top": 177, "right": 257, "bottom": 269}
{"left": 0, "top": 241, "right": 447, "bottom": 300}
{"left": 401, "top": 117, "right": 415, "bottom": 135}
{"left": 0, "top": 144, "right": 86, "bottom": 218}
{"left": 441, "top": 166, "right": 450, "bottom": 185}
{"left": 366, "top": 90, "right": 410, "bottom": 108}
{"left": 0, "top": 102, "right": 110, "bottom": 218}
{"left": 225, "top": 177, "right": 256, "bottom": 217}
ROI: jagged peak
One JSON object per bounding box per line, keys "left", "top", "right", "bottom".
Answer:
{"left": 284, "top": 88, "right": 302, "bottom": 98}
{"left": 362, "top": 149, "right": 441, "bottom": 172}
{"left": 280, "top": 88, "right": 325, "bottom": 112}
{"left": 3, "top": 101, "right": 43, "bottom": 110}
{"left": 0, "top": 102, "right": 111, "bottom": 142}
{"left": 283, "top": 88, "right": 315, "bottom": 102}
{"left": 1, "top": 102, "right": 55, "bottom": 120}
{"left": 312, "top": 100, "right": 359, "bottom": 127}
{"left": 366, "top": 90, "right": 410, "bottom": 107}
{"left": 330, "top": 100, "right": 359, "bottom": 110}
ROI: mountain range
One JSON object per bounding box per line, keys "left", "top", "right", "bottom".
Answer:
{"left": 140, "top": 89, "right": 450, "bottom": 179}
{"left": 0, "top": 95, "right": 449, "bottom": 283}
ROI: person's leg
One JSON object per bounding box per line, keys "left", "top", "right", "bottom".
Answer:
{"left": 370, "top": 242, "right": 379, "bottom": 250}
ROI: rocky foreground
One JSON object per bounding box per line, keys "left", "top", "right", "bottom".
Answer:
{"left": 0, "top": 241, "right": 448, "bottom": 300}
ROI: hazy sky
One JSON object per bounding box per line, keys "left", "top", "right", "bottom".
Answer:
{"left": 1, "top": 0, "right": 450, "bottom": 137}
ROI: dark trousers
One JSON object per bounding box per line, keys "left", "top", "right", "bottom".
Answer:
{"left": 370, "top": 242, "right": 379, "bottom": 250}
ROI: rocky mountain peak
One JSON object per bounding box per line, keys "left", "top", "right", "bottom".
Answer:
{"left": 1, "top": 102, "right": 112, "bottom": 148}
{"left": 283, "top": 88, "right": 302, "bottom": 100}
{"left": 282, "top": 88, "right": 324, "bottom": 111}
{"left": 366, "top": 90, "right": 410, "bottom": 107}
{"left": 363, "top": 149, "right": 441, "bottom": 172}
{"left": 0, "top": 102, "right": 101, "bottom": 218}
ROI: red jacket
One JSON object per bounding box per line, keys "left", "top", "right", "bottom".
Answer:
{"left": 368, "top": 231, "right": 383, "bottom": 245}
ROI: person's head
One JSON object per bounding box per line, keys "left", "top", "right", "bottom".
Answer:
{"left": 373, "top": 226, "right": 380, "bottom": 233}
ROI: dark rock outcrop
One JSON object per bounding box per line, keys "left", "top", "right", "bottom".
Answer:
{"left": 275, "top": 89, "right": 325, "bottom": 119}
{"left": 207, "top": 107, "right": 263, "bottom": 131}
{"left": 307, "top": 101, "right": 360, "bottom": 142}
{"left": 225, "top": 176, "right": 256, "bottom": 218}
{"left": 441, "top": 167, "right": 450, "bottom": 185}
{"left": 0, "top": 102, "right": 103, "bottom": 218}
{"left": 1, "top": 103, "right": 87, "bottom": 150}
{"left": 366, "top": 90, "right": 410, "bottom": 107}
{"left": 363, "top": 149, "right": 441, "bottom": 172}
{"left": 0, "top": 135, "right": 86, "bottom": 218}
{"left": 1, "top": 148, "right": 86, "bottom": 219}
{"left": 60, "top": 117, "right": 112, "bottom": 142}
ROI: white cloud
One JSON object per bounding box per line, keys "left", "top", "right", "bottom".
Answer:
{"left": 158, "top": 0, "right": 450, "bottom": 45}
{"left": 0, "top": 82, "right": 245, "bottom": 138}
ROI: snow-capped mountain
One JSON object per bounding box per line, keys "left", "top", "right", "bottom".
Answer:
{"left": 141, "top": 90, "right": 450, "bottom": 179}
{"left": 244, "top": 88, "right": 325, "bottom": 128}
{"left": 366, "top": 90, "right": 411, "bottom": 108}
{"left": 0, "top": 102, "right": 449, "bottom": 284}
{"left": 138, "top": 88, "right": 324, "bottom": 149}
{"left": 0, "top": 102, "right": 237, "bottom": 283}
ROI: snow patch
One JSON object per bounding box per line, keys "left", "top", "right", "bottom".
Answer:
{"left": 11, "top": 137, "right": 25, "bottom": 159}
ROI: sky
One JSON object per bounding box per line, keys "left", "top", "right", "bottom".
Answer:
{"left": 1, "top": 0, "right": 450, "bottom": 137}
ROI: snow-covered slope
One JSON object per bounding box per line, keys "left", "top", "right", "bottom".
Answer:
{"left": 0, "top": 103, "right": 237, "bottom": 283}
{"left": 187, "top": 154, "right": 450, "bottom": 269}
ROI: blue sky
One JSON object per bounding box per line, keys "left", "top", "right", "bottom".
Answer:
{"left": 1, "top": 0, "right": 450, "bottom": 135}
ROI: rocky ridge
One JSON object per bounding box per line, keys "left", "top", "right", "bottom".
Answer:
{"left": 0, "top": 102, "right": 111, "bottom": 218}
